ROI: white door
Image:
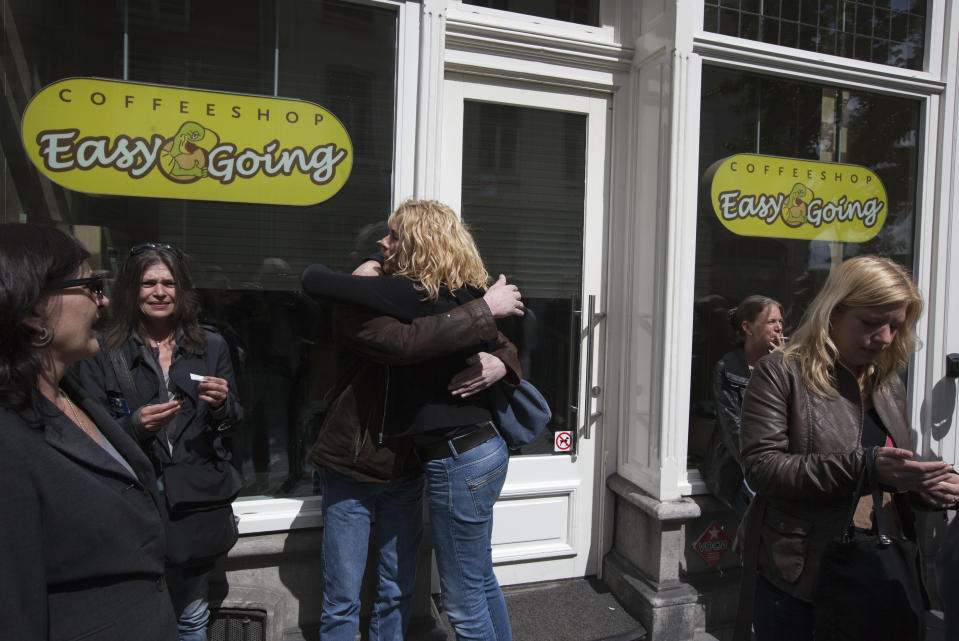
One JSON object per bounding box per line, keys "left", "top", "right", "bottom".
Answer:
{"left": 440, "top": 77, "right": 608, "bottom": 585}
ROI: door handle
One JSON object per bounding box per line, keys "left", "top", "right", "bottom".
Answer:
{"left": 582, "top": 294, "right": 605, "bottom": 439}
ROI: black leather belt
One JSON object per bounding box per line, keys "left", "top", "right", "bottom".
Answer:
{"left": 416, "top": 422, "right": 498, "bottom": 462}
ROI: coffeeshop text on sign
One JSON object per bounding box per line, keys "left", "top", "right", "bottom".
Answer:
{"left": 705, "top": 154, "right": 888, "bottom": 242}
{"left": 21, "top": 78, "right": 352, "bottom": 206}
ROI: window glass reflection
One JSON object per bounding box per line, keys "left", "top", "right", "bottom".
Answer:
{"left": 462, "top": 101, "right": 586, "bottom": 455}
{"left": 689, "top": 66, "right": 920, "bottom": 470}
{"left": 1, "top": 0, "right": 398, "bottom": 499}
{"left": 703, "top": 0, "right": 926, "bottom": 70}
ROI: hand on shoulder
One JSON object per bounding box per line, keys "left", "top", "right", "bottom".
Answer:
{"left": 483, "top": 274, "right": 524, "bottom": 319}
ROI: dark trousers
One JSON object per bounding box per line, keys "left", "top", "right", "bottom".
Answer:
{"left": 753, "top": 577, "right": 813, "bottom": 641}
{"left": 938, "top": 517, "right": 959, "bottom": 641}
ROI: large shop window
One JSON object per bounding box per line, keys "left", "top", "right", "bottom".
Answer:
{"left": 687, "top": 66, "right": 920, "bottom": 471}
{"left": 703, "top": 0, "right": 926, "bottom": 70}
{"left": 1, "top": 0, "right": 397, "bottom": 499}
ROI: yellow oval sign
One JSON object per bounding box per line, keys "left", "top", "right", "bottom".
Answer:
{"left": 706, "top": 154, "right": 887, "bottom": 242}
{"left": 21, "top": 78, "right": 352, "bottom": 206}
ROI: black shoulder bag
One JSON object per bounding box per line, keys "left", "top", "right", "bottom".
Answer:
{"left": 813, "top": 447, "right": 927, "bottom": 641}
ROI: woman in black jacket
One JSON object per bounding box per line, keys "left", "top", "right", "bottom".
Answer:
{"left": 701, "top": 295, "right": 782, "bottom": 514}
{"left": 0, "top": 223, "right": 176, "bottom": 641}
{"left": 76, "top": 243, "right": 242, "bottom": 641}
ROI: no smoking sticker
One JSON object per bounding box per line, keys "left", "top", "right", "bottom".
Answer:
{"left": 554, "top": 431, "right": 573, "bottom": 452}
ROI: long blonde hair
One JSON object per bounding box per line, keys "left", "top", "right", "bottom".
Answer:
{"left": 783, "top": 255, "right": 923, "bottom": 397}
{"left": 388, "top": 199, "right": 490, "bottom": 300}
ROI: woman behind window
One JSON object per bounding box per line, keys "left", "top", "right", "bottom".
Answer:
{"left": 701, "top": 295, "right": 783, "bottom": 514}
{"left": 736, "top": 255, "right": 959, "bottom": 641}
{"left": 0, "top": 223, "right": 176, "bottom": 640}
{"left": 76, "top": 243, "right": 243, "bottom": 641}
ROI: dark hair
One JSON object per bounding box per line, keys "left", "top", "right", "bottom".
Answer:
{"left": 102, "top": 246, "right": 205, "bottom": 353}
{"left": 351, "top": 221, "right": 388, "bottom": 261}
{"left": 0, "top": 223, "right": 89, "bottom": 411}
{"left": 728, "top": 295, "right": 783, "bottom": 344}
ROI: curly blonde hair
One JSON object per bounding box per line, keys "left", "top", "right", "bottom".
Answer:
{"left": 388, "top": 199, "right": 490, "bottom": 300}
{"left": 782, "top": 255, "right": 923, "bottom": 397}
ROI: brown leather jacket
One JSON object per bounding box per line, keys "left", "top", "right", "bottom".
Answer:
{"left": 739, "top": 351, "right": 914, "bottom": 601}
{"left": 308, "top": 298, "right": 520, "bottom": 483}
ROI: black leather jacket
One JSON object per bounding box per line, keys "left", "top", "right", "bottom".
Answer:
{"left": 701, "top": 348, "right": 750, "bottom": 509}
{"left": 76, "top": 329, "right": 242, "bottom": 471}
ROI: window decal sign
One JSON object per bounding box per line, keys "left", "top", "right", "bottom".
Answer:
{"left": 692, "top": 521, "right": 732, "bottom": 567}
{"left": 705, "top": 154, "right": 887, "bottom": 242}
{"left": 21, "top": 78, "right": 352, "bottom": 206}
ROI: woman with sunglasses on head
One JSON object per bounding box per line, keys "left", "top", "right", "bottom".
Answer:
{"left": 0, "top": 224, "right": 177, "bottom": 640}
{"left": 76, "top": 242, "right": 243, "bottom": 641}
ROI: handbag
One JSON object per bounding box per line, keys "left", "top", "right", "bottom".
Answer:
{"left": 163, "top": 458, "right": 243, "bottom": 512}
{"left": 813, "top": 447, "right": 927, "bottom": 641}
{"left": 163, "top": 499, "right": 239, "bottom": 567}
{"left": 161, "top": 460, "right": 242, "bottom": 566}
{"left": 488, "top": 379, "right": 551, "bottom": 448}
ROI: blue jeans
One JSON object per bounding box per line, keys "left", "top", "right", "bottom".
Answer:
{"left": 424, "top": 434, "right": 511, "bottom": 641}
{"left": 166, "top": 564, "right": 210, "bottom": 641}
{"left": 319, "top": 467, "right": 425, "bottom": 641}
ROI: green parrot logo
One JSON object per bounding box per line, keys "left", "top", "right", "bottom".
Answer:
{"left": 158, "top": 121, "right": 218, "bottom": 183}
{"left": 781, "top": 182, "right": 813, "bottom": 227}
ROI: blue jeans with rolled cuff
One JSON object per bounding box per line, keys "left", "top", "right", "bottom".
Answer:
{"left": 319, "top": 467, "right": 425, "bottom": 641}
{"left": 423, "top": 434, "right": 512, "bottom": 641}
{"left": 166, "top": 563, "right": 211, "bottom": 641}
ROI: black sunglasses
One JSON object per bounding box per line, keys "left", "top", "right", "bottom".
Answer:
{"left": 129, "top": 242, "right": 184, "bottom": 259}
{"left": 52, "top": 275, "right": 105, "bottom": 298}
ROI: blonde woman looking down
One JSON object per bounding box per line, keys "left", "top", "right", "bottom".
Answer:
{"left": 736, "top": 255, "right": 958, "bottom": 641}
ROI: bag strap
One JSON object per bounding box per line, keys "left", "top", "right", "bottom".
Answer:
{"left": 732, "top": 496, "right": 766, "bottom": 641}
{"left": 100, "top": 337, "right": 143, "bottom": 410}
{"left": 836, "top": 447, "right": 874, "bottom": 541}
{"left": 863, "top": 446, "right": 901, "bottom": 544}
{"left": 839, "top": 446, "right": 903, "bottom": 544}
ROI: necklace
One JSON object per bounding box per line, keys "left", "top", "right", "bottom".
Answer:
{"left": 60, "top": 390, "right": 102, "bottom": 446}
{"left": 153, "top": 332, "right": 175, "bottom": 349}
